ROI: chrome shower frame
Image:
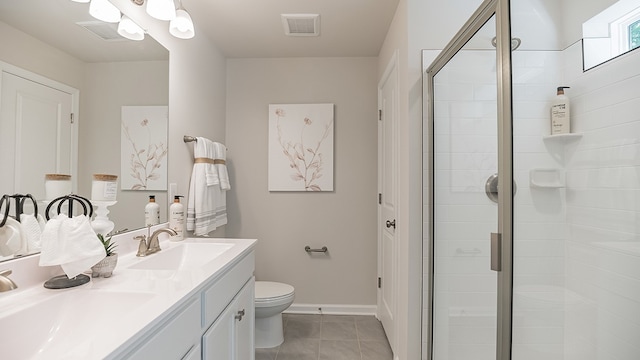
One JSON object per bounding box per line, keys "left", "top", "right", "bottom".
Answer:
{"left": 424, "top": 0, "right": 514, "bottom": 359}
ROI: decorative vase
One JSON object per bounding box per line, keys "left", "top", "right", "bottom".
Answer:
{"left": 91, "top": 253, "right": 118, "bottom": 278}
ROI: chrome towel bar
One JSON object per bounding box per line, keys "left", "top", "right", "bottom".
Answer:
{"left": 305, "top": 246, "right": 328, "bottom": 253}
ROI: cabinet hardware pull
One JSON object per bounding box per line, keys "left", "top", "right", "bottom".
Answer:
{"left": 235, "top": 309, "right": 245, "bottom": 321}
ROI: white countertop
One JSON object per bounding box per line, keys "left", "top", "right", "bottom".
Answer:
{"left": 0, "top": 228, "right": 256, "bottom": 360}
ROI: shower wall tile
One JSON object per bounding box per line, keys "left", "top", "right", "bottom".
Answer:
{"left": 564, "top": 45, "right": 640, "bottom": 360}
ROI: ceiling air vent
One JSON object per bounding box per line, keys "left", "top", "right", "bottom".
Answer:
{"left": 76, "top": 21, "right": 126, "bottom": 41}
{"left": 281, "top": 14, "right": 320, "bottom": 36}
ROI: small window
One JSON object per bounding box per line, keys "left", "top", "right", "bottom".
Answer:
{"left": 630, "top": 18, "right": 640, "bottom": 50}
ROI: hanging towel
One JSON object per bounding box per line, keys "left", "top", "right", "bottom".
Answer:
{"left": 215, "top": 142, "right": 231, "bottom": 191}
{"left": 0, "top": 217, "right": 25, "bottom": 257}
{"left": 39, "top": 214, "right": 106, "bottom": 278}
{"left": 187, "top": 137, "right": 229, "bottom": 236}
{"left": 19, "top": 213, "right": 46, "bottom": 253}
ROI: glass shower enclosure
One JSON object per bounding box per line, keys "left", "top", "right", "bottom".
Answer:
{"left": 425, "top": 0, "right": 640, "bottom": 359}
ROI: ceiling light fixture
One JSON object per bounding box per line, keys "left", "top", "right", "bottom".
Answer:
{"left": 89, "top": 0, "right": 121, "bottom": 23}
{"left": 117, "top": 15, "right": 145, "bottom": 41}
{"left": 146, "top": 0, "right": 176, "bottom": 21}
{"left": 169, "top": 4, "right": 194, "bottom": 39}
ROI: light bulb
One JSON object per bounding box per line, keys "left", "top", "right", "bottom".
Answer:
{"left": 169, "top": 9, "right": 195, "bottom": 39}
{"left": 146, "top": 0, "right": 176, "bottom": 21}
{"left": 89, "top": 0, "right": 121, "bottom": 23}
{"left": 118, "top": 15, "right": 145, "bottom": 41}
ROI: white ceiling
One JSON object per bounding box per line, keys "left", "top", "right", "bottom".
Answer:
{"left": 0, "top": 0, "right": 398, "bottom": 62}
{"left": 184, "top": 0, "right": 400, "bottom": 58}
{"left": 0, "top": 0, "right": 169, "bottom": 63}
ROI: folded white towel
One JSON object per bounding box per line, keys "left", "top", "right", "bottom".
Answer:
{"left": 39, "top": 214, "right": 106, "bottom": 278}
{"left": 199, "top": 137, "right": 219, "bottom": 187}
{"left": 215, "top": 142, "right": 231, "bottom": 191}
{"left": 19, "top": 213, "right": 45, "bottom": 253}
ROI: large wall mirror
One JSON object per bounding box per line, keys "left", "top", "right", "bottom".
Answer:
{"left": 0, "top": 0, "right": 169, "bottom": 262}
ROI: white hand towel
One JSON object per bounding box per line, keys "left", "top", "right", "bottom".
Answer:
{"left": 214, "top": 142, "right": 231, "bottom": 191}
{"left": 39, "top": 214, "right": 106, "bottom": 278}
{"left": 198, "top": 137, "right": 220, "bottom": 187}
{"left": 20, "top": 213, "right": 45, "bottom": 253}
{"left": 0, "top": 217, "right": 25, "bottom": 256}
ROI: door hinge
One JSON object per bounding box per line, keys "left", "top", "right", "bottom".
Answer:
{"left": 378, "top": 109, "right": 382, "bottom": 121}
{"left": 378, "top": 193, "right": 382, "bottom": 204}
{"left": 70, "top": 113, "right": 75, "bottom": 124}
{"left": 378, "top": 277, "right": 382, "bottom": 288}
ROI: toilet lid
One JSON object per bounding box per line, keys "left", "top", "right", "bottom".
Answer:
{"left": 255, "top": 281, "right": 294, "bottom": 301}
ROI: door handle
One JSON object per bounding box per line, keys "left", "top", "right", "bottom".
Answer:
{"left": 386, "top": 220, "right": 396, "bottom": 229}
{"left": 490, "top": 232, "right": 502, "bottom": 271}
{"left": 235, "top": 309, "right": 245, "bottom": 321}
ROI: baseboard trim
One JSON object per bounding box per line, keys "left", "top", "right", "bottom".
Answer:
{"left": 285, "top": 303, "right": 377, "bottom": 316}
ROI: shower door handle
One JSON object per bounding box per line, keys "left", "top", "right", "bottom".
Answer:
{"left": 490, "top": 232, "right": 502, "bottom": 271}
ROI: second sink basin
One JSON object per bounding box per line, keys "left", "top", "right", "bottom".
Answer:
{"left": 0, "top": 290, "right": 154, "bottom": 360}
{"left": 128, "top": 242, "right": 234, "bottom": 271}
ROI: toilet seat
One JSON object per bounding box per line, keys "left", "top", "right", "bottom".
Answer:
{"left": 255, "top": 281, "right": 294, "bottom": 306}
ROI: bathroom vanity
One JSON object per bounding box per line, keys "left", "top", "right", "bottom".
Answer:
{"left": 0, "top": 227, "right": 256, "bottom": 360}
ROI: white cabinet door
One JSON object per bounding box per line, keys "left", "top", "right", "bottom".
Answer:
{"left": 234, "top": 278, "right": 255, "bottom": 360}
{"left": 202, "top": 300, "right": 234, "bottom": 360}
{"left": 202, "top": 278, "right": 255, "bottom": 360}
{"left": 182, "top": 344, "right": 201, "bottom": 360}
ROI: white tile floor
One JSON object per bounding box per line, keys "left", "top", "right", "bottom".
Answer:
{"left": 255, "top": 314, "right": 393, "bottom": 360}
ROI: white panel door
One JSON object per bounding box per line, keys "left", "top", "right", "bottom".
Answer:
{"left": 378, "top": 51, "right": 398, "bottom": 354}
{"left": 0, "top": 70, "right": 73, "bottom": 201}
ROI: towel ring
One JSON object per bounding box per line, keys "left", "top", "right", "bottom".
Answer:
{"left": 18, "top": 194, "right": 38, "bottom": 218}
{"left": 45, "top": 194, "right": 93, "bottom": 220}
{"left": 0, "top": 195, "right": 9, "bottom": 227}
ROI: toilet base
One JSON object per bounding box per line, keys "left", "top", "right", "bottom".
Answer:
{"left": 255, "top": 313, "right": 284, "bottom": 348}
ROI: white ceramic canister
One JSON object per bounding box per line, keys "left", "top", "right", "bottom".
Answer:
{"left": 91, "top": 174, "right": 118, "bottom": 201}
{"left": 44, "top": 174, "right": 72, "bottom": 200}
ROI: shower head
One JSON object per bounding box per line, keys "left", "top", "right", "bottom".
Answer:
{"left": 491, "top": 36, "right": 522, "bottom": 50}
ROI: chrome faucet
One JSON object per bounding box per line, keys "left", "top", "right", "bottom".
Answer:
{"left": 134, "top": 227, "right": 178, "bottom": 257}
{"left": 0, "top": 269, "right": 18, "bottom": 292}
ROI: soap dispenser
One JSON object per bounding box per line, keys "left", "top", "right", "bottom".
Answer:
{"left": 145, "top": 195, "right": 160, "bottom": 227}
{"left": 551, "top": 86, "right": 571, "bottom": 135}
{"left": 169, "top": 195, "right": 185, "bottom": 241}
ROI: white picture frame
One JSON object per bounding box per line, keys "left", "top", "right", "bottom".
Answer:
{"left": 120, "top": 106, "right": 168, "bottom": 191}
{"left": 268, "top": 104, "right": 334, "bottom": 191}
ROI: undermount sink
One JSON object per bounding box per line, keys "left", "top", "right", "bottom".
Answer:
{"left": 0, "top": 290, "right": 154, "bottom": 360}
{"left": 128, "top": 242, "right": 234, "bottom": 271}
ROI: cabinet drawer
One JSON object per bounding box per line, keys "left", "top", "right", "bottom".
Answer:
{"left": 202, "top": 251, "right": 254, "bottom": 327}
{"left": 124, "top": 298, "right": 201, "bottom": 360}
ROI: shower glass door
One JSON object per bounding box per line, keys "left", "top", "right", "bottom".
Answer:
{"left": 431, "top": 14, "right": 499, "bottom": 360}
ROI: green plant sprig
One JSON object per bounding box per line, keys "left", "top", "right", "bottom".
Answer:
{"left": 97, "top": 233, "right": 117, "bottom": 256}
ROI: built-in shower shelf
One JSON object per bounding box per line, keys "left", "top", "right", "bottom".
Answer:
{"left": 529, "top": 168, "right": 565, "bottom": 188}
{"left": 542, "top": 133, "right": 583, "bottom": 143}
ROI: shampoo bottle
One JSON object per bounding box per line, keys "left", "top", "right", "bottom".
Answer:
{"left": 551, "top": 86, "right": 571, "bottom": 135}
{"left": 169, "top": 195, "right": 185, "bottom": 241}
{"left": 145, "top": 195, "right": 160, "bottom": 227}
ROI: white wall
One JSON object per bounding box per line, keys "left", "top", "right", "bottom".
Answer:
{"left": 225, "top": 57, "right": 379, "bottom": 308}
{"left": 0, "top": 21, "right": 84, "bottom": 89}
{"left": 79, "top": 61, "right": 169, "bottom": 232}
{"left": 111, "top": 0, "right": 228, "bottom": 237}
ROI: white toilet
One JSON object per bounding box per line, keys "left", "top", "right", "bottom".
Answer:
{"left": 254, "top": 281, "right": 295, "bottom": 348}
